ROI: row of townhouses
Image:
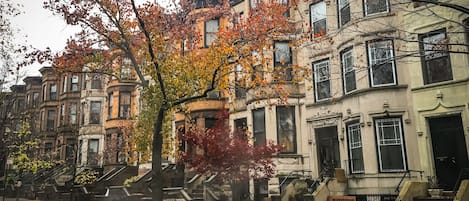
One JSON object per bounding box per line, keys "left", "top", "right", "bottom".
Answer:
{"left": 1, "top": 0, "right": 468, "bottom": 200}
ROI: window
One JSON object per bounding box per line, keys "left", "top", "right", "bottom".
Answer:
{"left": 251, "top": 51, "right": 264, "bottom": 82}
{"left": 47, "top": 110, "right": 55, "bottom": 131}
{"left": 375, "top": 118, "right": 407, "bottom": 172}
{"left": 60, "top": 103, "right": 65, "bottom": 125}
{"left": 62, "top": 76, "right": 67, "bottom": 93}
{"left": 82, "top": 74, "right": 87, "bottom": 90}
{"left": 234, "top": 64, "right": 246, "bottom": 98}
{"left": 69, "top": 103, "right": 77, "bottom": 125}
{"left": 91, "top": 74, "right": 102, "bottom": 89}
{"left": 42, "top": 85, "right": 46, "bottom": 101}
{"left": 419, "top": 30, "right": 452, "bottom": 84}
{"left": 277, "top": 106, "right": 296, "bottom": 153}
{"left": 204, "top": 19, "right": 219, "bottom": 47}
{"left": 50, "top": 84, "right": 57, "bottom": 100}
{"left": 250, "top": 0, "right": 260, "bottom": 9}
{"left": 17, "top": 99, "right": 24, "bottom": 112}
{"left": 121, "top": 59, "right": 132, "bottom": 80}
{"left": 81, "top": 103, "right": 85, "bottom": 125}
{"left": 310, "top": 1, "right": 327, "bottom": 38}
{"left": 108, "top": 93, "right": 113, "bottom": 119}
{"left": 88, "top": 139, "right": 99, "bottom": 166}
{"left": 78, "top": 140, "right": 83, "bottom": 165}
{"left": 90, "top": 101, "right": 101, "bottom": 124}
{"left": 364, "top": 0, "right": 389, "bottom": 16}
{"left": 368, "top": 40, "right": 396, "bottom": 86}
{"left": 338, "top": 0, "right": 350, "bottom": 27}
{"left": 234, "top": 118, "right": 248, "bottom": 139}
{"left": 274, "top": 41, "right": 292, "bottom": 81}
{"left": 42, "top": 85, "right": 47, "bottom": 101}
{"left": 347, "top": 122, "right": 364, "bottom": 173}
{"left": 44, "top": 142, "right": 53, "bottom": 156}
{"left": 341, "top": 48, "right": 356, "bottom": 93}
{"left": 71, "top": 75, "right": 79, "bottom": 91}
{"left": 119, "top": 92, "right": 131, "bottom": 118}
{"left": 32, "top": 92, "right": 39, "bottom": 108}
{"left": 253, "top": 108, "right": 266, "bottom": 146}
{"left": 313, "top": 60, "right": 331, "bottom": 101}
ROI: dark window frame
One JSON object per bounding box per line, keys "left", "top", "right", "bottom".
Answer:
{"left": 49, "top": 84, "right": 57, "bottom": 100}
{"left": 90, "top": 101, "right": 102, "bottom": 124}
{"left": 419, "top": 28, "right": 453, "bottom": 85}
{"left": 337, "top": 0, "right": 351, "bottom": 27}
{"left": 253, "top": 108, "right": 266, "bottom": 147}
{"left": 71, "top": 74, "right": 79, "bottom": 92}
{"left": 363, "top": 0, "right": 390, "bottom": 16}
{"left": 119, "top": 92, "right": 131, "bottom": 119}
{"left": 47, "top": 109, "right": 56, "bottom": 131}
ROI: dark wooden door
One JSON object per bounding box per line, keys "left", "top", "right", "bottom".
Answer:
{"left": 429, "top": 115, "right": 469, "bottom": 190}
{"left": 316, "top": 126, "right": 341, "bottom": 176}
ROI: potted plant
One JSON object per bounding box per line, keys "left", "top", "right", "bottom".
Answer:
{"left": 427, "top": 176, "right": 443, "bottom": 197}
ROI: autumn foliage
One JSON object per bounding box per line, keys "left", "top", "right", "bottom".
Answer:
{"left": 180, "top": 110, "right": 282, "bottom": 182}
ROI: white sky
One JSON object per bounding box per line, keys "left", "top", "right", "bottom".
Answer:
{"left": 11, "top": 0, "right": 170, "bottom": 77}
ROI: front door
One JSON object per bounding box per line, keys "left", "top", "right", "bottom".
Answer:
{"left": 429, "top": 115, "right": 469, "bottom": 190}
{"left": 315, "top": 126, "right": 341, "bottom": 177}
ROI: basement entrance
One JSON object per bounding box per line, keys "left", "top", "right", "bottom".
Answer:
{"left": 429, "top": 115, "right": 469, "bottom": 190}
{"left": 315, "top": 126, "right": 341, "bottom": 177}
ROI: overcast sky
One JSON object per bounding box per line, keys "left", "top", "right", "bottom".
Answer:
{"left": 12, "top": 0, "right": 169, "bottom": 77}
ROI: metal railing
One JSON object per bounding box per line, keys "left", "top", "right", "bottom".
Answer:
{"left": 279, "top": 170, "right": 312, "bottom": 193}
{"left": 395, "top": 169, "right": 424, "bottom": 193}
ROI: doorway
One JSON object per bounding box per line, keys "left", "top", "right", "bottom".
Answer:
{"left": 315, "top": 126, "right": 341, "bottom": 177}
{"left": 429, "top": 115, "right": 469, "bottom": 190}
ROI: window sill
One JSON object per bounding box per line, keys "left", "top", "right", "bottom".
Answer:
{"left": 275, "top": 154, "right": 302, "bottom": 158}
{"left": 411, "top": 77, "right": 469, "bottom": 92}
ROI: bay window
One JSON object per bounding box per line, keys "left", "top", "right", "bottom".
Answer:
{"left": 341, "top": 48, "right": 356, "bottom": 93}
{"left": 313, "top": 60, "right": 331, "bottom": 101}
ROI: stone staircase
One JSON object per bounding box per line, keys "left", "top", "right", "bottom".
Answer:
{"left": 413, "top": 191, "right": 455, "bottom": 201}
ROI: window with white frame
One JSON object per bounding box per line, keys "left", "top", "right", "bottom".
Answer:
{"left": 274, "top": 41, "right": 292, "bottom": 81}
{"left": 375, "top": 118, "right": 407, "bottom": 172}
{"left": 50, "top": 84, "right": 57, "bottom": 100}
{"left": 90, "top": 101, "right": 101, "bottom": 124}
{"left": 341, "top": 48, "right": 356, "bottom": 93}
{"left": 313, "top": 60, "right": 331, "bottom": 101}
{"left": 419, "top": 29, "right": 452, "bottom": 84}
{"left": 277, "top": 106, "right": 296, "bottom": 154}
{"left": 205, "top": 19, "right": 219, "bottom": 47}
{"left": 63, "top": 75, "right": 68, "bottom": 93}
{"left": 347, "top": 122, "right": 364, "bottom": 173}
{"left": 364, "top": 0, "right": 389, "bottom": 16}
{"left": 310, "top": 1, "right": 327, "bottom": 38}
{"left": 69, "top": 102, "right": 77, "bottom": 125}
{"left": 71, "top": 75, "right": 79, "bottom": 91}
{"left": 338, "top": 0, "right": 350, "bottom": 27}
{"left": 367, "top": 40, "right": 396, "bottom": 87}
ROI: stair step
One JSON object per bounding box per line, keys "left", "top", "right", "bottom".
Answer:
{"left": 414, "top": 196, "right": 454, "bottom": 201}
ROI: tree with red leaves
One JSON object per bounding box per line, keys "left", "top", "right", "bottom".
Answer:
{"left": 180, "top": 110, "right": 282, "bottom": 200}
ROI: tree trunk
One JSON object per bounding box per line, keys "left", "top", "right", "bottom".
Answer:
{"left": 152, "top": 107, "right": 165, "bottom": 201}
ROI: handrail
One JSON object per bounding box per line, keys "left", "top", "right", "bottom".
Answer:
{"left": 279, "top": 170, "right": 312, "bottom": 192}
{"left": 453, "top": 168, "right": 469, "bottom": 192}
{"left": 395, "top": 169, "right": 424, "bottom": 193}
{"left": 207, "top": 188, "right": 220, "bottom": 201}
{"left": 179, "top": 189, "right": 193, "bottom": 201}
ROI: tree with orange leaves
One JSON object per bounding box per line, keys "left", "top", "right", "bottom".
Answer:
{"left": 40, "top": 0, "right": 306, "bottom": 200}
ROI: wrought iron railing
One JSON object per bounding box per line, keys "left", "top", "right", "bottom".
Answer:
{"left": 395, "top": 169, "right": 424, "bottom": 193}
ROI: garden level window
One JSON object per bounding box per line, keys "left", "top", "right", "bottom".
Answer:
{"left": 375, "top": 118, "right": 407, "bottom": 172}
{"left": 364, "top": 0, "right": 389, "bottom": 16}
{"left": 310, "top": 1, "right": 327, "bottom": 38}
{"left": 274, "top": 41, "right": 292, "bottom": 81}
{"left": 205, "top": 19, "right": 219, "bottom": 47}
{"left": 341, "top": 48, "right": 356, "bottom": 93}
{"left": 277, "top": 106, "right": 296, "bottom": 154}
{"left": 90, "top": 101, "right": 101, "bottom": 124}
{"left": 338, "top": 0, "right": 350, "bottom": 27}
{"left": 347, "top": 122, "right": 364, "bottom": 173}
{"left": 88, "top": 139, "right": 99, "bottom": 166}
{"left": 419, "top": 29, "right": 452, "bottom": 84}
{"left": 313, "top": 60, "right": 331, "bottom": 101}
{"left": 253, "top": 108, "right": 266, "bottom": 147}
{"left": 367, "top": 40, "right": 396, "bottom": 87}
